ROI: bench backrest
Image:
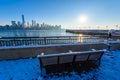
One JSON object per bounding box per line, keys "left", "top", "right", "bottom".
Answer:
{"left": 75, "top": 53, "right": 89, "bottom": 62}
{"left": 88, "top": 51, "right": 104, "bottom": 60}
{"left": 59, "top": 55, "right": 74, "bottom": 64}
{"left": 38, "top": 50, "right": 104, "bottom": 67}
{"left": 40, "top": 56, "right": 58, "bottom": 66}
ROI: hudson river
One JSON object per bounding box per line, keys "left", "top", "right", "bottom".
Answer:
{"left": 0, "top": 29, "right": 77, "bottom": 37}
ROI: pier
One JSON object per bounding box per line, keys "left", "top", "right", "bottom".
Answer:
{"left": 66, "top": 29, "right": 108, "bottom": 35}
{"left": 66, "top": 29, "right": 120, "bottom": 36}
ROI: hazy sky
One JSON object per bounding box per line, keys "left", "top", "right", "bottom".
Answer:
{"left": 0, "top": 0, "right": 120, "bottom": 29}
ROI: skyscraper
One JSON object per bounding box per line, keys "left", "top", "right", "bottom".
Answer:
{"left": 11, "top": 21, "right": 17, "bottom": 27}
{"left": 32, "top": 20, "right": 36, "bottom": 27}
{"left": 22, "top": 14, "right": 25, "bottom": 28}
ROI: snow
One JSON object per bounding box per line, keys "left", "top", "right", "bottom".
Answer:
{"left": 0, "top": 50, "right": 120, "bottom": 80}
{"left": 0, "top": 58, "right": 40, "bottom": 80}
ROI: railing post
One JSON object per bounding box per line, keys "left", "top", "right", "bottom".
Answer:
{"left": 13, "top": 38, "right": 15, "bottom": 46}
{"left": 69, "top": 36, "right": 71, "bottom": 43}
{"left": 80, "top": 36, "right": 81, "bottom": 42}
{"left": 44, "top": 37, "right": 46, "bottom": 44}
{"left": 30, "top": 38, "right": 32, "bottom": 45}
{"left": 0, "top": 40, "right": 2, "bottom": 46}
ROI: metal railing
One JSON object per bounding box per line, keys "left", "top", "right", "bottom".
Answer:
{"left": 0, "top": 35, "right": 118, "bottom": 47}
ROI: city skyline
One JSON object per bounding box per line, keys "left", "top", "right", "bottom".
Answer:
{"left": 0, "top": 14, "right": 61, "bottom": 30}
{"left": 0, "top": 0, "right": 120, "bottom": 29}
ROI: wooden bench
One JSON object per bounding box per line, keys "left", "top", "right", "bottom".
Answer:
{"left": 37, "top": 50, "right": 105, "bottom": 76}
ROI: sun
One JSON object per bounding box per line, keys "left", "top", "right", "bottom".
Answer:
{"left": 78, "top": 15, "right": 87, "bottom": 24}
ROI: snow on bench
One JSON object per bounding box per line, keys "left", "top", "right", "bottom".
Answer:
{"left": 37, "top": 50, "right": 105, "bottom": 76}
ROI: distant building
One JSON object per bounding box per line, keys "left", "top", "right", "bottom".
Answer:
{"left": 11, "top": 21, "right": 17, "bottom": 27}
{"left": 116, "top": 25, "right": 119, "bottom": 30}
{"left": 17, "top": 21, "right": 21, "bottom": 27}
{"left": 22, "top": 14, "right": 25, "bottom": 28}
{"left": 41, "top": 22, "right": 45, "bottom": 28}
{"left": 27, "top": 22, "right": 30, "bottom": 27}
{"left": 32, "top": 20, "right": 36, "bottom": 27}
{"left": 36, "top": 23, "right": 39, "bottom": 27}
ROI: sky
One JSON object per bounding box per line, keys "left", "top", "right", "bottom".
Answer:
{"left": 0, "top": 0, "right": 120, "bottom": 29}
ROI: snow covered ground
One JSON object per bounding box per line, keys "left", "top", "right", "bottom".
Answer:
{"left": 0, "top": 50, "right": 120, "bottom": 80}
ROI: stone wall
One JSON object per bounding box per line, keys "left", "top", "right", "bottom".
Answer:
{"left": 110, "top": 42, "right": 120, "bottom": 50}
{"left": 0, "top": 42, "right": 113, "bottom": 60}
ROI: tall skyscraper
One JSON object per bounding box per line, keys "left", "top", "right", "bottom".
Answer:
{"left": 22, "top": 14, "right": 25, "bottom": 28}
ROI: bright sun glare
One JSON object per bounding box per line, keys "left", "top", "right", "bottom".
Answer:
{"left": 78, "top": 15, "right": 87, "bottom": 24}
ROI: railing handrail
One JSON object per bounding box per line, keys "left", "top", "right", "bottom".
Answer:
{"left": 0, "top": 35, "right": 115, "bottom": 47}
